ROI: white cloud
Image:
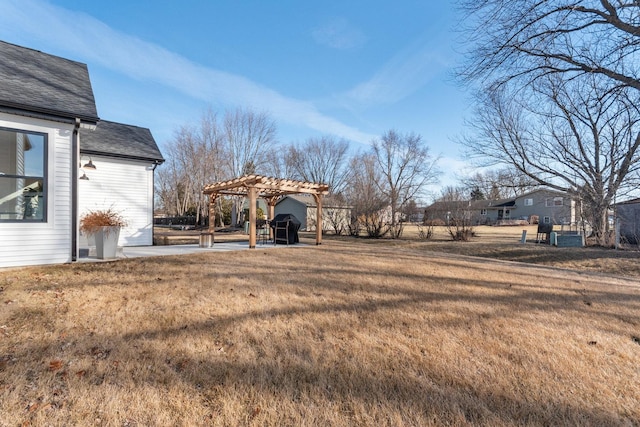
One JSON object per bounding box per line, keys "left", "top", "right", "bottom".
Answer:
{"left": 312, "top": 17, "right": 366, "bottom": 50}
{"left": 345, "top": 37, "right": 450, "bottom": 107}
{"left": 0, "top": 0, "right": 376, "bottom": 144}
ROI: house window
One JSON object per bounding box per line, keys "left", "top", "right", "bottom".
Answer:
{"left": 544, "top": 216, "right": 551, "bottom": 224}
{"left": 524, "top": 198, "right": 533, "bottom": 206}
{"left": 546, "top": 197, "right": 563, "bottom": 207}
{"left": 480, "top": 209, "right": 487, "bottom": 215}
{"left": 0, "top": 128, "right": 47, "bottom": 221}
{"left": 498, "top": 209, "right": 511, "bottom": 220}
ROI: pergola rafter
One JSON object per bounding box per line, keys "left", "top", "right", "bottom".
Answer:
{"left": 202, "top": 174, "right": 329, "bottom": 248}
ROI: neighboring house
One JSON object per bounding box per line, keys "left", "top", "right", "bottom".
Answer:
{"left": 0, "top": 40, "right": 163, "bottom": 268}
{"left": 423, "top": 200, "right": 478, "bottom": 225}
{"left": 275, "top": 194, "right": 351, "bottom": 233}
{"left": 424, "top": 189, "right": 577, "bottom": 226}
{"left": 510, "top": 189, "right": 576, "bottom": 225}
{"left": 615, "top": 198, "right": 640, "bottom": 244}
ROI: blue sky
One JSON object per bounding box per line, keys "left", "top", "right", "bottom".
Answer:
{"left": 0, "top": 0, "right": 472, "bottom": 191}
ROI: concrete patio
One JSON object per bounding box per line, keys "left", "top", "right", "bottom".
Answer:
{"left": 79, "top": 240, "right": 303, "bottom": 262}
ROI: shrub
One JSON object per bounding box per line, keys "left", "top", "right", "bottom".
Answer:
{"left": 357, "top": 213, "right": 390, "bottom": 238}
{"left": 417, "top": 224, "right": 434, "bottom": 240}
{"left": 80, "top": 208, "right": 127, "bottom": 235}
{"left": 450, "top": 229, "right": 475, "bottom": 241}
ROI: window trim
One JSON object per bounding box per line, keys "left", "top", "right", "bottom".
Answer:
{"left": 0, "top": 126, "right": 48, "bottom": 223}
{"left": 546, "top": 196, "right": 564, "bottom": 207}
{"left": 524, "top": 198, "right": 533, "bottom": 206}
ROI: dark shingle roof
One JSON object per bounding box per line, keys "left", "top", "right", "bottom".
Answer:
{"left": 0, "top": 40, "right": 98, "bottom": 123}
{"left": 80, "top": 120, "right": 164, "bottom": 163}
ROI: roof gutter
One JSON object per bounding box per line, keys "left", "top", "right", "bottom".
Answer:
{"left": 80, "top": 149, "right": 165, "bottom": 164}
{"left": 0, "top": 101, "right": 99, "bottom": 124}
{"left": 71, "top": 118, "right": 81, "bottom": 262}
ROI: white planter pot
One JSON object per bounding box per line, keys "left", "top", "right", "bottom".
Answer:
{"left": 95, "top": 226, "right": 121, "bottom": 259}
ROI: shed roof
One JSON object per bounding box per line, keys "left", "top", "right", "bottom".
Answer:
{"left": 277, "top": 194, "right": 352, "bottom": 209}
{"left": 0, "top": 40, "right": 98, "bottom": 124}
{"left": 80, "top": 120, "right": 164, "bottom": 163}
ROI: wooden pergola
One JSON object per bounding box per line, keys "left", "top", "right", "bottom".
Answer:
{"left": 202, "top": 174, "right": 330, "bottom": 248}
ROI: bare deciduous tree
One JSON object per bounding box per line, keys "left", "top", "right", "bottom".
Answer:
{"left": 157, "top": 124, "right": 199, "bottom": 218}
{"left": 157, "top": 110, "right": 226, "bottom": 225}
{"left": 343, "top": 152, "right": 388, "bottom": 236}
{"left": 157, "top": 107, "right": 277, "bottom": 227}
{"left": 223, "top": 108, "right": 277, "bottom": 225}
{"left": 460, "top": 167, "right": 538, "bottom": 200}
{"left": 223, "top": 107, "right": 277, "bottom": 178}
{"left": 286, "top": 136, "right": 350, "bottom": 196}
{"left": 262, "top": 145, "right": 297, "bottom": 179}
{"left": 436, "top": 186, "right": 475, "bottom": 241}
{"left": 458, "top": 1, "right": 640, "bottom": 92}
{"left": 462, "top": 76, "right": 640, "bottom": 244}
{"left": 155, "top": 155, "right": 189, "bottom": 216}
{"left": 458, "top": 0, "right": 640, "bottom": 245}
{"left": 371, "top": 130, "right": 439, "bottom": 238}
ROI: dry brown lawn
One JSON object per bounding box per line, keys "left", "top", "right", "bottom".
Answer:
{"left": 398, "top": 224, "right": 640, "bottom": 278}
{"left": 1, "top": 229, "right": 639, "bottom": 426}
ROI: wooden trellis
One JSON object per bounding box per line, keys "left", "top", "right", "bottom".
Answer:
{"left": 202, "top": 174, "right": 330, "bottom": 248}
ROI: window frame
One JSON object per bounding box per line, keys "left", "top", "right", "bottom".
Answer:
{"left": 0, "top": 126, "right": 48, "bottom": 223}
{"left": 546, "top": 196, "right": 564, "bottom": 207}
{"left": 524, "top": 198, "right": 533, "bottom": 206}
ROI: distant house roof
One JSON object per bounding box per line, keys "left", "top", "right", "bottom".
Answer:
{"left": 483, "top": 198, "right": 516, "bottom": 209}
{"left": 425, "top": 199, "right": 492, "bottom": 212}
{"left": 277, "top": 194, "right": 352, "bottom": 208}
{"left": 0, "top": 40, "right": 99, "bottom": 124}
{"left": 427, "top": 188, "right": 570, "bottom": 212}
{"left": 614, "top": 197, "right": 640, "bottom": 206}
{"left": 80, "top": 120, "right": 164, "bottom": 163}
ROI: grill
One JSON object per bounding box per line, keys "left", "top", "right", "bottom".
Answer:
{"left": 270, "top": 213, "right": 301, "bottom": 244}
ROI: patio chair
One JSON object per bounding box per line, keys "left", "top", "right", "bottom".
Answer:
{"left": 274, "top": 220, "right": 290, "bottom": 245}
{"left": 257, "top": 220, "right": 270, "bottom": 245}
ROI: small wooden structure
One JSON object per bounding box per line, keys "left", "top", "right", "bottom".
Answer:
{"left": 202, "top": 175, "right": 330, "bottom": 248}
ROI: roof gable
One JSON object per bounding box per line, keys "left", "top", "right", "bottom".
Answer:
{"left": 80, "top": 120, "right": 164, "bottom": 162}
{"left": 515, "top": 188, "right": 567, "bottom": 200}
{"left": 0, "top": 40, "right": 98, "bottom": 123}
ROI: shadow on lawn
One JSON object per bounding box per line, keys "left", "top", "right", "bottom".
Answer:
{"left": 3, "top": 243, "right": 640, "bottom": 424}
{"left": 6, "top": 283, "right": 637, "bottom": 425}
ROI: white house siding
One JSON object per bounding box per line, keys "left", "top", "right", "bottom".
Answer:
{"left": 307, "top": 206, "right": 351, "bottom": 232}
{"left": 0, "top": 113, "right": 74, "bottom": 268}
{"left": 78, "top": 155, "right": 154, "bottom": 247}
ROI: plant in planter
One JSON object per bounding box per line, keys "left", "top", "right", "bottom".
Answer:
{"left": 79, "top": 208, "right": 127, "bottom": 259}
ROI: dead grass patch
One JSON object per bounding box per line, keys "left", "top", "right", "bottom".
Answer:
{"left": 1, "top": 237, "right": 639, "bottom": 426}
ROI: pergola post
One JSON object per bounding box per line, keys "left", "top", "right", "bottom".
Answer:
{"left": 208, "top": 195, "right": 216, "bottom": 233}
{"left": 313, "top": 193, "right": 323, "bottom": 245}
{"left": 248, "top": 186, "right": 257, "bottom": 248}
{"left": 265, "top": 196, "right": 279, "bottom": 241}
{"left": 199, "top": 194, "right": 216, "bottom": 248}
